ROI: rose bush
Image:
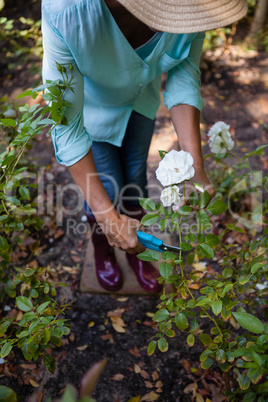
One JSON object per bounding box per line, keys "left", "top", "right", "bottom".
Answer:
{"left": 138, "top": 123, "right": 268, "bottom": 401}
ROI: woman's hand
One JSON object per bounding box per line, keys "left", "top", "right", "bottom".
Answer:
{"left": 97, "top": 212, "right": 146, "bottom": 254}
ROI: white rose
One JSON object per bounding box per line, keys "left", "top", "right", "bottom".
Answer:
{"left": 156, "top": 150, "right": 195, "bottom": 186}
{"left": 208, "top": 131, "right": 234, "bottom": 154}
{"left": 160, "top": 185, "right": 181, "bottom": 207}
{"left": 207, "top": 121, "right": 230, "bottom": 138}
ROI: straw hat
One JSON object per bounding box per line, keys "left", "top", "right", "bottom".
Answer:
{"left": 116, "top": 0, "right": 248, "bottom": 33}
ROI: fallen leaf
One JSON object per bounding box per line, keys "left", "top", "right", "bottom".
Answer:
{"left": 151, "top": 371, "right": 159, "bottom": 381}
{"left": 35, "top": 391, "right": 43, "bottom": 402}
{"left": 117, "top": 297, "right": 129, "bottom": 302}
{"left": 110, "top": 316, "right": 126, "bottom": 327}
{"left": 142, "top": 321, "right": 156, "bottom": 327}
{"left": 129, "top": 346, "right": 141, "bottom": 357}
{"left": 196, "top": 394, "right": 204, "bottom": 402}
{"left": 184, "top": 383, "right": 197, "bottom": 394}
{"left": 182, "top": 359, "right": 192, "bottom": 374}
{"left": 62, "top": 266, "right": 79, "bottom": 274}
{"left": 54, "top": 229, "right": 65, "bottom": 239}
{"left": 145, "top": 381, "right": 154, "bottom": 389}
{"left": 109, "top": 374, "right": 124, "bottom": 381}
{"left": 140, "top": 391, "right": 159, "bottom": 401}
{"left": 127, "top": 397, "right": 141, "bottom": 402}
{"left": 16, "top": 311, "right": 23, "bottom": 321}
{"left": 71, "top": 255, "right": 82, "bottom": 263}
{"left": 29, "top": 379, "right": 40, "bottom": 388}
{"left": 20, "top": 364, "right": 36, "bottom": 370}
{"left": 155, "top": 381, "right": 163, "bottom": 388}
{"left": 107, "top": 308, "right": 125, "bottom": 318}
{"left": 146, "top": 312, "right": 154, "bottom": 317}
{"left": 88, "top": 321, "right": 95, "bottom": 328}
{"left": 69, "top": 333, "right": 75, "bottom": 342}
{"left": 156, "top": 388, "right": 162, "bottom": 393}
{"left": 140, "top": 370, "right": 150, "bottom": 380}
{"left": 77, "top": 345, "right": 88, "bottom": 351}
{"left": 112, "top": 323, "right": 126, "bottom": 333}
{"left": 134, "top": 364, "right": 141, "bottom": 374}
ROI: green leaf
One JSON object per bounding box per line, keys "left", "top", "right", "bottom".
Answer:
{"left": 138, "top": 250, "right": 159, "bottom": 262}
{"left": 207, "top": 200, "right": 228, "bottom": 215}
{"left": 206, "top": 234, "right": 220, "bottom": 248}
{"left": 222, "top": 284, "right": 233, "bottom": 295}
{"left": 0, "top": 386, "right": 17, "bottom": 402}
{"left": 44, "top": 355, "right": 56, "bottom": 373}
{"left": 242, "top": 392, "right": 257, "bottom": 402}
{"left": 160, "top": 262, "right": 172, "bottom": 279}
{"left": 199, "top": 244, "right": 214, "bottom": 258}
{"left": 251, "top": 263, "right": 263, "bottom": 274}
{"left": 219, "top": 362, "right": 230, "bottom": 372}
{"left": 178, "top": 205, "right": 193, "bottom": 215}
{"left": 201, "top": 357, "right": 214, "bottom": 369}
{"left": 238, "top": 372, "right": 251, "bottom": 391}
{"left": 147, "top": 340, "right": 156, "bottom": 356}
{"left": 180, "top": 242, "right": 192, "bottom": 251}
{"left": 247, "top": 367, "right": 263, "bottom": 384}
{"left": 216, "top": 349, "right": 226, "bottom": 363}
{"left": 158, "top": 337, "right": 168, "bottom": 352}
{"left": 255, "top": 381, "right": 268, "bottom": 393}
{"left": 165, "top": 330, "right": 175, "bottom": 337}
{"left": 188, "top": 233, "right": 196, "bottom": 242}
{"left": 19, "top": 186, "right": 30, "bottom": 200}
{"left": 16, "top": 296, "right": 33, "bottom": 312}
{"left": 162, "top": 251, "right": 176, "bottom": 261}
{"left": 199, "top": 333, "right": 212, "bottom": 345}
{"left": 42, "top": 328, "right": 51, "bottom": 344}
{"left": 198, "top": 190, "right": 210, "bottom": 208}
{"left": 175, "top": 313, "right": 188, "bottom": 330}
{"left": 36, "top": 301, "right": 51, "bottom": 315}
{"left": 0, "top": 342, "right": 12, "bottom": 358}
{"left": 0, "top": 236, "right": 9, "bottom": 252}
{"left": 158, "top": 218, "right": 169, "bottom": 231}
{"left": 189, "top": 191, "right": 198, "bottom": 207}
{"left": 212, "top": 300, "right": 222, "bottom": 316}
{"left": 196, "top": 209, "right": 211, "bottom": 230}
{"left": 232, "top": 312, "right": 264, "bottom": 334}
{"left": 16, "top": 89, "right": 33, "bottom": 99}
{"left": 0, "top": 321, "right": 11, "bottom": 336}
{"left": 222, "top": 268, "right": 233, "bottom": 278}
{"left": 0, "top": 118, "right": 16, "bottom": 127}
{"left": 141, "top": 213, "right": 159, "bottom": 226}
{"left": 187, "top": 334, "right": 195, "bottom": 347}
{"left": 238, "top": 275, "right": 252, "bottom": 285}
{"left": 158, "top": 150, "right": 168, "bottom": 160}
{"left": 139, "top": 198, "right": 156, "bottom": 212}
{"left": 153, "top": 309, "right": 169, "bottom": 322}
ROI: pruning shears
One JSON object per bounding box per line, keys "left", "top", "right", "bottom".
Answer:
{"left": 137, "top": 231, "right": 182, "bottom": 254}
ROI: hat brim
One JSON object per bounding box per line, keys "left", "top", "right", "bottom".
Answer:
{"left": 117, "top": 0, "right": 248, "bottom": 33}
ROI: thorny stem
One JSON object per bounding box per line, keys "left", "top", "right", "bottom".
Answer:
{"left": 177, "top": 215, "right": 183, "bottom": 277}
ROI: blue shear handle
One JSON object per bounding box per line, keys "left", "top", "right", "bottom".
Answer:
{"left": 137, "top": 231, "right": 163, "bottom": 253}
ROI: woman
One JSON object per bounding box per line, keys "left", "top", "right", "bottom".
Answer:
{"left": 41, "top": 0, "right": 247, "bottom": 292}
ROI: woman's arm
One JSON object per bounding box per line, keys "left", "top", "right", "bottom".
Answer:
{"left": 170, "top": 104, "right": 216, "bottom": 203}
{"left": 68, "top": 150, "right": 145, "bottom": 254}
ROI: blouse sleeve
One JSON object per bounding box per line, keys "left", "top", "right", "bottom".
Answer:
{"left": 42, "top": 13, "right": 92, "bottom": 166}
{"left": 163, "top": 32, "right": 205, "bottom": 112}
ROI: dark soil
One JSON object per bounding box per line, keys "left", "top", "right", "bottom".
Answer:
{"left": 0, "top": 1, "right": 268, "bottom": 401}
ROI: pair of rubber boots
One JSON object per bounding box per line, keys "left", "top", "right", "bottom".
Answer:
{"left": 86, "top": 207, "right": 162, "bottom": 293}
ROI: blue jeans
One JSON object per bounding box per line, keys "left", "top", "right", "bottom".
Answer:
{"left": 84, "top": 111, "right": 155, "bottom": 217}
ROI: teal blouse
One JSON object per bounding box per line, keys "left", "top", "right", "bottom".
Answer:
{"left": 42, "top": 0, "right": 205, "bottom": 166}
